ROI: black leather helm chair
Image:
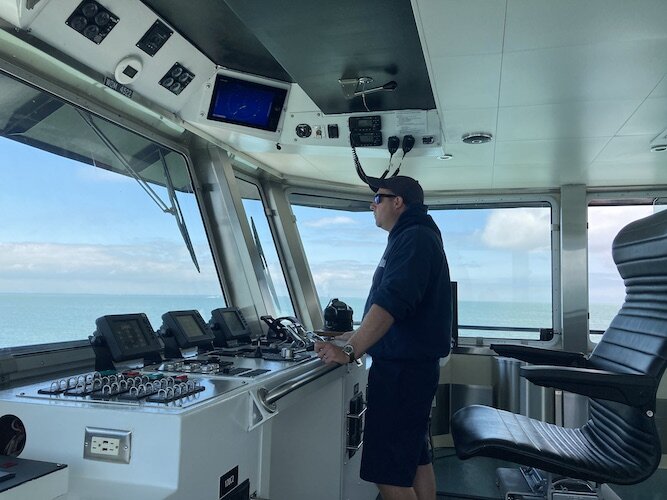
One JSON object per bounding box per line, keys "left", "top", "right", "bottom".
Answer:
{"left": 451, "top": 209, "right": 667, "bottom": 493}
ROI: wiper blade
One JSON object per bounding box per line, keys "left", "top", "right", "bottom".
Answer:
{"left": 251, "top": 216, "right": 279, "bottom": 307}
{"left": 77, "top": 109, "right": 200, "bottom": 272}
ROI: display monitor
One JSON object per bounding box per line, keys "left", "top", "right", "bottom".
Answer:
{"left": 207, "top": 74, "right": 287, "bottom": 132}
{"left": 161, "top": 310, "right": 215, "bottom": 348}
{"left": 209, "top": 307, "right": 253, "bottom": 346}
{"left": 94, "top": 313, "right": 161, "bottom": 361}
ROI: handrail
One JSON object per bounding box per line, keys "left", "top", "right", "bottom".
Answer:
{"left": 257, "top": 361, "right": 340, "bottom": 412}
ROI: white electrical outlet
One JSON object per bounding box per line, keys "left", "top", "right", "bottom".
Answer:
{"left": 84, "top": 427, "right": 131, "bottom": 463}
{"left": 90, "top": 436, "right": 120, "bottom": 456}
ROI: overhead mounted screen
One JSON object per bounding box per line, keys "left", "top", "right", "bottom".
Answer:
{"left": 207, "top": 74, "right": 287, "bottom": 132}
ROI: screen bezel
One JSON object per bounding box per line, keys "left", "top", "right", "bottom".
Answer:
{"left": 206, "top": 74, "right": 288, "bottom": 132}
{"left": 95, "top": 313, "right": 161, "bottom": 361}
{"left": 210, "top": 307, "right": 253, "bottom": 345}
{"left": 161, "top": 310, "right": 215, "bottom": 348}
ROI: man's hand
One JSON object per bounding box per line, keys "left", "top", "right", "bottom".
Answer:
{"left": 314, "top": 341, "right": 348, "bottom": 365}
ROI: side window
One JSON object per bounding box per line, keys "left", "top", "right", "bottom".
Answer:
{"left": 431, "top": 205, "right": 553, "bottom": 340}
{"left": 587, "top": 202, "right": 662, "bottom": 342}
{"left": 0, "top": 72, "right": 224, "bottom": 349}
{"left": 290, "top": 201, "right": 385, "bottom": 323}
{"left": 238, "top": 179, "right": 295, "bottom": 317}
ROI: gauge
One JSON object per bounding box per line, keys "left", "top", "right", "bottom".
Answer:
{"left": 295, "top": 123, "right": 312, "bottom": 138}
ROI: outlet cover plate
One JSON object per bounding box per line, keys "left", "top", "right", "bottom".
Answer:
{"left": 84, "top": 427, "right": 131, "bottom": 463}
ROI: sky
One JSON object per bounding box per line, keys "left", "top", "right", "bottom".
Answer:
{"left": 0, "top": 136, "right": 220, "bottom": 296}
{"left": 0, "top": 132, "right": 651, "bottom": 324}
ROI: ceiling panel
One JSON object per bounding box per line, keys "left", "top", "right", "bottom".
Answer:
{"left": 497, "top": 101, "right": 640, "bottom": 141}
{"left": 494, "top": 138, "right": 609, "bottom": 166}
{"left": 416, "top": 0, "right": 505, "bottom": 57}
{"left": 651, "top": 76, "right": 667, "bottom": 98}
{"left": 617, "top": 98, "right": 667, "bottom": 137}
{"left": 225, "top": 0, "right": 434, "bottom": 114}
{"left": 594, "top": 135, "right": 664, "bottom": 162}
{"left": 499, "top": 40, "right": 667, "bottom": 107}
{"left": 505, "top": 0, "right": 667, "bottom": 51}
{"left": 431, "top": 54, "right": 502, "bottom": 110}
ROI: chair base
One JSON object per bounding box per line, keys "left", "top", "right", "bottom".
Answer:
{"left": 496, "top": 467, "right": 622, "bottom": 500}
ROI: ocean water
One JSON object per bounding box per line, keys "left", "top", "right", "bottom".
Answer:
{"left": 0, "top": 293, "right": 619, "bottom": 349}
{"left": 0, "top": 293, "right": 225, "bottom": 348}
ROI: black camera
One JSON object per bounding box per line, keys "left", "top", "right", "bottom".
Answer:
{"left": 323, "top": 298, "right": 353, "bottom": 332}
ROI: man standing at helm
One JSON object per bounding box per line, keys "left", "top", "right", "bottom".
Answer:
{"left": 316, "top": 175, "right": 452, "bottom": 500}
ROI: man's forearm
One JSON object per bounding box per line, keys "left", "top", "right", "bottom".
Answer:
{"left": 348, "top": 304, "right": 394, "bottom": 357}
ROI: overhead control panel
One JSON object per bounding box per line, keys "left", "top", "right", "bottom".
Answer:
{"left": 6, "top": 0, "right": 216, "bottom": 114}
{"left": 280, "top": 109, "right": 443, "bottom": 157}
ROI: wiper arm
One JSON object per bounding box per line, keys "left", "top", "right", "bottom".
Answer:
{"left": 251, "top": 216, "right": 280, "bottom": 307}
{"left": 77, "top": 109, "right": 200, "bottom": 271}
{"left": 158, "top": 148, "right": 200, "bottom": 272}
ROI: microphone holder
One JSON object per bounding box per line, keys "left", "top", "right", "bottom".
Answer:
{"left": 339, "top": 76, "right": 398, "bottom": 100}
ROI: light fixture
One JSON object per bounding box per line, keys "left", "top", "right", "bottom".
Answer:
{"left": 462, "top": 132, "right": 493, "bottom": 144}
{"left": 650, "top": 144, "right": 667, "bottom": 153}
{"left": 437, "top": 154, "right": 453, "bottom": 160}
{"left": 159, "top": 64, "right": 195, "bottom": 96}
{"left": 66, "top": 1, "right": 119, "bottom": 45}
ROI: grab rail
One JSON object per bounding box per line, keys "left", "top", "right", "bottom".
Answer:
{"left": 257, "top": 362, "right": 340, "bottom": 412}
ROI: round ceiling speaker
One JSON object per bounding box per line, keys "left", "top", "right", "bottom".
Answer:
{"left": 462, "top": 132, "right": 493, "bottom": 144}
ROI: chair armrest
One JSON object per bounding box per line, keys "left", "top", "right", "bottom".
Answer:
{"left": 490, "top": 344, "right": 587, "bottom": 367}
{"left": 520, "top": 365, "right": 658, "bottom": 408}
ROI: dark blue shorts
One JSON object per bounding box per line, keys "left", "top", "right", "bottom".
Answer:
{"left": 360, "top": 358, "right": 440, "bottom": 487}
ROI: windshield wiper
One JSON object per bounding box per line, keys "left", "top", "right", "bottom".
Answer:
{"left": 251, "top": 216, "right": 280, "bottom": 308}
{"left": 76, "top": 109, "right": 200, "bottom": 271}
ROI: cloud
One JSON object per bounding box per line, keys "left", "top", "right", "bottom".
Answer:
{"left": 309, "top": 260, "right": 376, "bottom": 298}
{"left": 481, "top": 209, "right": 551, "bottom": 251}
{"left": 302, "top": 216, "right": 358, "bottom": 228}
{"left": 588, "top": 206, "right": 653, "bottom": 254}
{"left": 0, "top": 241, "right": 220, "bottom": 295}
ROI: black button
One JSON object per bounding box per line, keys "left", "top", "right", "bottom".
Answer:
{"left": 327, "top": 124, "right": 339, "bottom": 139}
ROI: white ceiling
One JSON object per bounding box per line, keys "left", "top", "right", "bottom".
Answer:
{"left": 2, "top": 0, "right": 665, "bottom": 194}
{"left": 245, "top": 0, "right": 667, "bottom": 193}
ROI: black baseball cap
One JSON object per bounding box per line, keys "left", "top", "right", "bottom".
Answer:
{"left": 367, "top": 175, "right": 424, "bottom": 205}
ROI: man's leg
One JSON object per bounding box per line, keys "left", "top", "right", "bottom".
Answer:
{"left": 413, "top": 463, "right": 436, "bottom": 500}
{"left": 377, "top": 483, "right": 418, "bottom": 500}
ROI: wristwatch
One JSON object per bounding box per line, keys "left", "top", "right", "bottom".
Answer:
{"left": 342, "top": 344, "right": 356, "bottom": 364}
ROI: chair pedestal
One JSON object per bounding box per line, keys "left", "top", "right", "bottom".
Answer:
{"left": 496, "top": 467, "right": 622, "bottom": 500}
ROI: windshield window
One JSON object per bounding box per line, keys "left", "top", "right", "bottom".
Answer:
{"left": 0, "top": 72, "right": 224, "bottom": 349}
{"left": 290, "top": 195, "right": 554, "bottom": 339}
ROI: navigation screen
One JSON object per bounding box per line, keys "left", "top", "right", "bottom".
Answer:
{"left": 111, "top": 318, "right": 148, "bottom": 352}
{"left": 95, "top": 313, "right": 161, "bottom": 362}
{"left": 207, "top": 75, "right": 287, "bottom": 132}
{"left": 176, "top": 314, "right": 205, "bottom": 340}
{"left": 222, "top": 310, "right": 246, "bottom": 338}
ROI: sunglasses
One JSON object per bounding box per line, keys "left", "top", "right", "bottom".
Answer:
{"left": 373, "top": 193, "right": 397, "bottom": 204}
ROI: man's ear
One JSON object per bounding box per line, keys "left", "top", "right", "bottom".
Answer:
{"left": 394, "top": 195, "right": 406, "bottom": 208}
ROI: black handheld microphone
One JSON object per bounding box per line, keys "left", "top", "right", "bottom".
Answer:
{"left": 402, "top": 135, "right": 415, "bottom": 155}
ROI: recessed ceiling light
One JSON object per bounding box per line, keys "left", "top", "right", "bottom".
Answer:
{"left": 437, "top": 154, "right": 453, "bottom": 160}
{"left": 650, "top": 144, "right": 667, "bottom": 152}
{"left": 462, "top": 132, "right": 492, "bottom": 144}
